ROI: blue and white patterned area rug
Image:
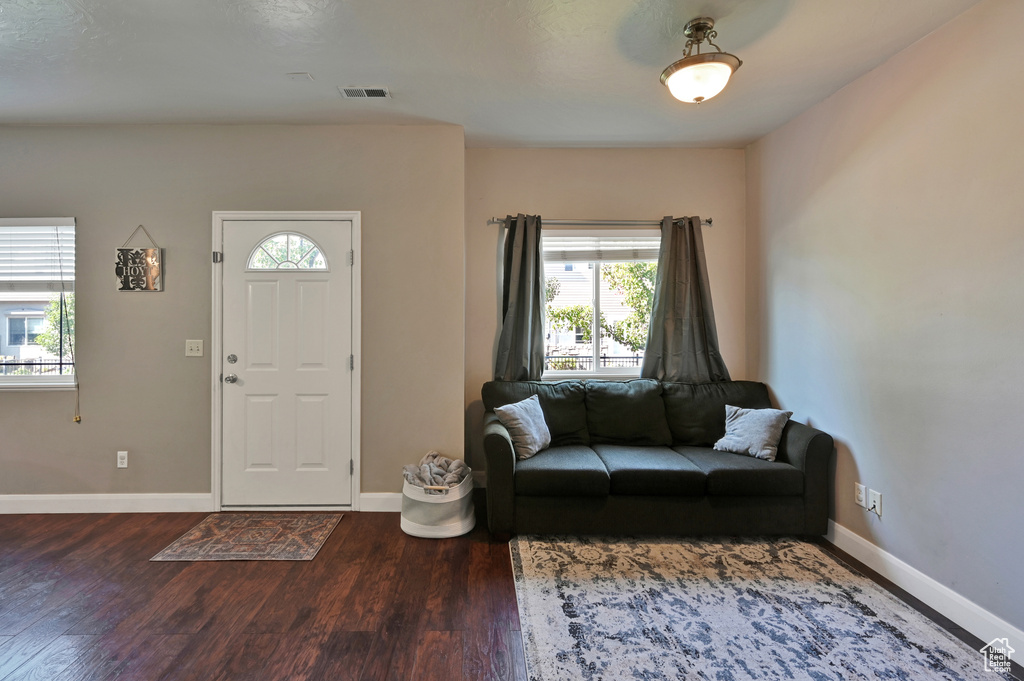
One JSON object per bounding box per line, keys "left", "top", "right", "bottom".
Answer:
{"left": 510, "top": 536, "right": 1013, "bottom": 681}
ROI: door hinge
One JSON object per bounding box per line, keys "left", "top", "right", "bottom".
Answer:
{"left": 349, "top": 354, "right": 354, "bottom": 370}
{"left": 212, "top": 251, "right": 223, "bottom": 263}
{"left": 347, "top": 250, "right": 354, "bottom": 266}
{"left": 350, "top": 459, "right": 354, "bottom": 475}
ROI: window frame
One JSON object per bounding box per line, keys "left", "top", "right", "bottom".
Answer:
{"left": 541, "top": 228, "right": 660, "bottom": 381}
{"left": 0, "top": 218, "right": 76, "bottom": 391}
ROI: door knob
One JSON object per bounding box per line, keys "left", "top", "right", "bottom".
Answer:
{"left": 224, "top": 374, "right": 238, "bottom": 384}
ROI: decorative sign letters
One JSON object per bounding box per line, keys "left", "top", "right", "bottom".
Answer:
{"left": 116, "top": 248, "right": 162, "bottom": 291}
{"left": 116, "top": 225, "right": 163, "bottom": 291}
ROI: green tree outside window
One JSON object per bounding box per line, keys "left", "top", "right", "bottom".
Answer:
{"left": 34, "top": 293, "right": 75, "bottom": 365}
{"left": 546, "top": 262, "right": 656, "bottom": 353}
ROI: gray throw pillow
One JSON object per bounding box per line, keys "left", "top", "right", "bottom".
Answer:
{"left": 494, "top": 395, "right": 552, "bottom": 460}
{"left": 713, "top": 405, "right": 793, "bottom": 462}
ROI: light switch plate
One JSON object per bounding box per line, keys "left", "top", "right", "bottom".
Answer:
{"left": 185, "top": 340, "right": 204, "bottom": 357}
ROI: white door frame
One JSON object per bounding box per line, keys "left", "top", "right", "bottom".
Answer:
{"left": 211, "top": 211, "right": 362, "bottom": 511}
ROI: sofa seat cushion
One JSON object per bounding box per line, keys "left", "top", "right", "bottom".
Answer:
{"left": 662, "top": 381, "right": 772, "bottom": 446}
{"left": 482, "top": 380, "right": 589, "bottom": 446}
{"left": 584, "top": 379, "right": 672, "bottom": 446}
{"left": 592, "top": 445, "right": 706, "bottom": 496}
{"left": 515, "top": 445, "right": 610, "bottom": 497}
{"left": 674, "top": 446, "right": 803, "bottom": 497}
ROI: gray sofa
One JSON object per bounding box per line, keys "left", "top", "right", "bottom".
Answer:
{"left": 481, "top": 379, "right": 833, "bottom": 536}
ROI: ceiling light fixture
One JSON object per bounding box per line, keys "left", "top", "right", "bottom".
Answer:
{"left": 661, "top": 17, "right": 742, "bottom": 104}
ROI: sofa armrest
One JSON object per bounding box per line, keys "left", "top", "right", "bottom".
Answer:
{"left": 777, "top": 421, "right": 834, "bottom": 535}
{"left": 483, "top": 412, "right": 516, "bottom": 534}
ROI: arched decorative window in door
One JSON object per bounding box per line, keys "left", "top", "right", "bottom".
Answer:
{"left": 247, "top": 232, "right": 329, "bottom": 271}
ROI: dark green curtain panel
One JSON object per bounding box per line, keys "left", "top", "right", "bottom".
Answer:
{"left": 642, "top": 216, "right": 730, "bottom": 382}
{"left": 494, "top": 214, "right": 545, "bottom": 381}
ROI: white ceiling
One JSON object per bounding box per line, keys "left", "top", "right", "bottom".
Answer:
{"left": 0, "top": 0, "right": 979, "bottom": 147}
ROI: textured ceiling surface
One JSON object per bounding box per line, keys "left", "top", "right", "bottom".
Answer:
{"left": 0, "top": 0, "right": 979, "bottom": 146}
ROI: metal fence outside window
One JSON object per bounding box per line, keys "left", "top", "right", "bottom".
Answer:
{"left": 0, "top": 360, "right": 75, "bottom": 376}
{"left": 544, "top": 354, "right": 643, "bottom": 371}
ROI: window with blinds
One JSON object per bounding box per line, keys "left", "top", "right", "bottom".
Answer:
{"left": 0, "top": 220, "right": 76, "bottom": 292}
{"left": 541, "top": 230, "right": 660, "bottom": 377}
{"left": 0, "top": 218, "right": 76, "bottom": 386}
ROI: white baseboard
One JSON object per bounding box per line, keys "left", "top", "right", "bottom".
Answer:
{"left": 359, "top": 492, "right": 402, "bottom": 512}
{"left": 826, "top": 520, "right": 1023, "bottom": 650}
{"left": 0, "top": 493, "right": 215, "bottom": 514}
{"left": 361, "top": 476, "right": 483, "bottom": 512}
{"left": 0, "top": 490, "right": 462, "bottom": 515}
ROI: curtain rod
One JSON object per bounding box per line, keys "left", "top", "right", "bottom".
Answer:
{"left": 488, "top": 217, "right": 712, "bottom": 227}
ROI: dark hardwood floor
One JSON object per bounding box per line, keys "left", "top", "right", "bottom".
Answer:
{"left": 1, "top": 499, "right": 1016, "bottom": 680}
{"left": 0, "top": 501, "right": 525, "bottom": 681}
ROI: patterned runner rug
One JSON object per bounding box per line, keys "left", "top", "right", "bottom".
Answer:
{"left": 151, "top": 512, "right": 342, "bottom": 561}
{"left": 511, "top": 536, "right": 1013, "bottom": 681}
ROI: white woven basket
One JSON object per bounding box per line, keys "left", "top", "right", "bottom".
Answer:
{"left": 400, "top": 474, "right": 475, "bottom": 538}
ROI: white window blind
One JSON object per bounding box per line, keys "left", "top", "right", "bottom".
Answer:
{"left": 542, "top": 234, "right": 660, "bottom": 263}
{"left": 0, "top": 218, "right": 76, "bottom": 292}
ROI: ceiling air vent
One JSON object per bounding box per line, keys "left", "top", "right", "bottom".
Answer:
{"left": 339, "top": 86, "right": 391, "bottom": 99}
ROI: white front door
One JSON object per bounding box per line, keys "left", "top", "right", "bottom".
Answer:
{"left": 220, "top": 218, "right": 355, "bottom": 507}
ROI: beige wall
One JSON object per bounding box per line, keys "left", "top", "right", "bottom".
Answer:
{"left": 746, "top": 0, "right": 1024, "bottom": 629}
{"left": 465, "top": 148, "right": 747, "bottom": 473}
{"left": 0, "top": 124, "right": 465, "bottom": 496}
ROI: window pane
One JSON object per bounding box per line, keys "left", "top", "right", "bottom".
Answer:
{"left": 297, "top": 247, "right": 326, "bottom": 269}
{"left": 544, "top": 262, "right": 595, "bottom": 372}
{"left": 598, "top": 261, "right": 657, "bottom": 370}
{"left": 9, "top": 317, "right": 26, "bottom": 345}
{"left": 250, "top": 248, "right": 279, "bottom": 269}
{"left": 1, "top": 294, "right": 74, "bottom": 376}
{"left": 26, "top": 317, "right": 44, "bottom": 344}
{"left": 247, "top": 233, "right": 328, "bottom": 270}
{"left": 541, "top": 231, "right": 659, "bottom": 375}
{"left": 263, "top": 235, "right": 289, "bottom": 262}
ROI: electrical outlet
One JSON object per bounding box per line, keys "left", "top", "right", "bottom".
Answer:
{"left": 868, "top": 489, "right": 882, "bottom": 517}
{"left": 117, "top": 450, "right": 128, "bottom": 469}
{"left": 854, "top": 482, "right": 866, "bottom": 508}
{"left": 185, "top": 340, "right": 204, "bottom": 357}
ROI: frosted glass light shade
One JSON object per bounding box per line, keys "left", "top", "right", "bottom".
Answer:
{"left": 661, "top": 52, "right": 741, "bottom": 103}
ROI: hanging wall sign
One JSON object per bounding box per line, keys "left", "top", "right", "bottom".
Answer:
{"left": 116, "top": 225, "right": 163, "bottom": 291}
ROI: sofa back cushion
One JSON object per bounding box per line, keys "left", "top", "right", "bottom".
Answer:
{"left": 662, "top": 380, "right": 772, "bottom": 446}
{"left": 584, "top": 379, "right": 672, "bottom": 446}
{"left": 481, "top": 380, "right": 589, "bottom": 446}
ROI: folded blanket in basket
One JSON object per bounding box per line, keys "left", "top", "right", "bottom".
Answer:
{"left": 402, "top": 451, "right": 471, "bottom": 495}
